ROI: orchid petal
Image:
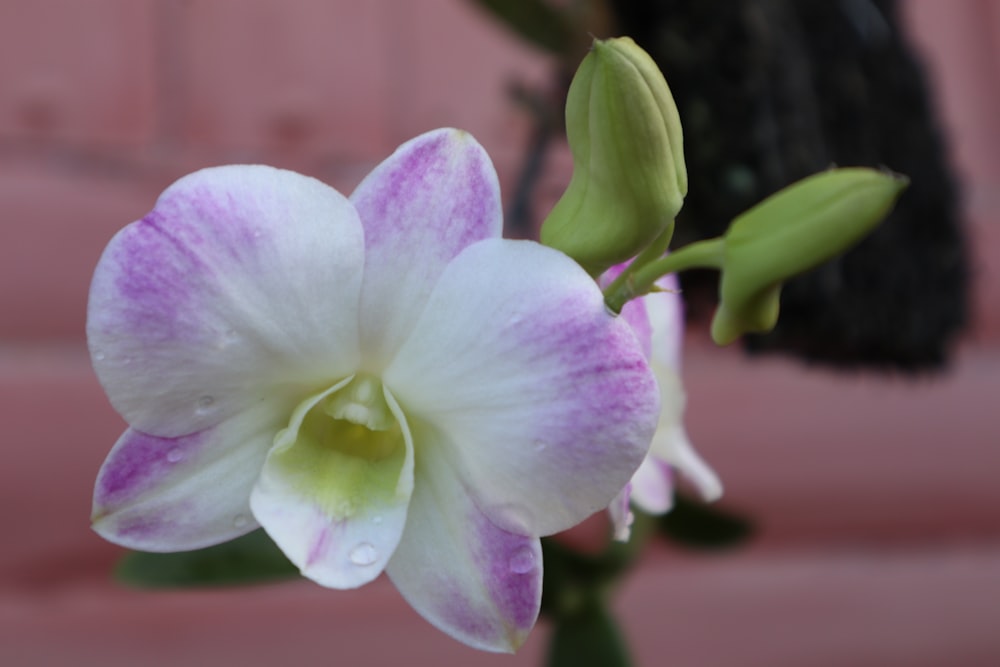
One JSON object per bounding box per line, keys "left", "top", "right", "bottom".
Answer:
{"left": 250, "top": 381, "right": 415, "bottom": 589}
{"left": 388, "top": 428, "right": 541, "bottom": 653}
{"left": 87, "top": 165, "right": 364, "bottom": 437}
{"left": 666, "top": 426, "right": 723, "bottom": 502}
{"left": 603, "top": 263, "right": 683, "bottom": 368}
{"left": 644, "top": 284, "right": 723, "bottom": 503}
{"left": 608, "top": 483, "right": 636, "bottom": 541}
{"left": 628, "top": 454, "right": 675, "bottom": 514}
{"left": 350, "top": 128, "right": 502, "bottom": 369}
{"left": 645, "top": 271, "right": 684, "bottom": 370}
{"left": 92, "top": 399, "right": 291, "bottom": 551}
{"left": 385, "top": 239, "right": 659, "bottom": 537}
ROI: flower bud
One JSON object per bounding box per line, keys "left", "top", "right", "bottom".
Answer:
{"left": 712, "top": 167, "right": 908, "bottom": 345}
{"left": 541, "top": 37, "right": 687, "bottom": 276}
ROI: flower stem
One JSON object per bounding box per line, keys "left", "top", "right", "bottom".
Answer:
{"left": 603, "top": 237, "right": 726, "bottom": 313}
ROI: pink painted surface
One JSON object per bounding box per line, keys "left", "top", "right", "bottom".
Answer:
{"left": 0, "top": 0, "right": 156, "bottom": 149}
{"left": 902, "top": 0, "right": 1000, "bottom": 340}
{"left": 1, "top": 1, "right": 999, "bottom": 665}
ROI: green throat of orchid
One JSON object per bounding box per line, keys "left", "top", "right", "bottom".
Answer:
{"left": 269, "top": 375, "right": 411, "bottom": 519}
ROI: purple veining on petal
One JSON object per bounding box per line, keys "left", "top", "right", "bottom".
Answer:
{"left": 496, "top": 290, "right": 658, "bottom": 498}
{"left": 113, "top": 511, "right": 173, "bottom": 541}
{"left": 354, "top": 130, "right": 500, "bottom": 253}
{"left": 473, "top": 514, "right": 540, "bottom": 634}
{"left": 108, "top": 212, "right": 202, "bottom": 337}
{"left": 306, "top": 523, "right": 335, "bottom": 568}
{"left": 619, "top": 296, "right": 652, "bottom": 359}
{"left": 109, "top": 495, "right": 199, "bottom": 544}
{"left": 363, "top": 133, "right": 446, "bottom": 238}
{"left": 98, "top": 177, "right": 278, "bottom": 347}
{"left": 95, "top": 429, "right": 207, "bottom": 510}
{"left": 435, "top": 580, "right": 498, "bottom": 645}
{"left": 602, "top": 260, "right": 683, "bottom": 366}
{"left": 158, "top": 181, "right": 272, "bottom": 259}
{"left": 419, "top": 509, "right": 540, "bottom": 649}
{"left": 534, "top": 293, "right": 657, "bottom": 431}
{"left": 447, "top": 138, "right": 498, "bottom": 251}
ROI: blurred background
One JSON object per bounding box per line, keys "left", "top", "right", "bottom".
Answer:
{"left": 1, "top": 0, "right": 998, "bottom": 665}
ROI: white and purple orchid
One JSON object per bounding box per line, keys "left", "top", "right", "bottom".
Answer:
{"left": 604, "top": 267, "right": 722, "bottom": 541}
{"left": 88, "top": 128, "right": 660, "bottom": 652}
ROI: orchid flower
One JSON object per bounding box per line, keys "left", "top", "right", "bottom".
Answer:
{"left": 87, "top": 129, "right": 660, "bottom": 652}
{"left": 603, "top": 267, "right": 722, "bottom": 541}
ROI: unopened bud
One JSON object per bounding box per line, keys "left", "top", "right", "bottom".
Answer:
{"left": 541, "top": 37, "right": 686, "bottom": 276}
{"left": 712, "top": 168, "right": 908, "bottom": 345}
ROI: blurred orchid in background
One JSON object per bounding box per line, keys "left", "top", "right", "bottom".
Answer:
{"left": 87, "top": 128, "right": 661, "bottom": 652}
{"left": 603, "top": 265, "right": 722, "bottom": 541}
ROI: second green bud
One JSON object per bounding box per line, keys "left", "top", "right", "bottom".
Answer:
{"left": 541, "top": 37, "right": 686, "bottom": 276}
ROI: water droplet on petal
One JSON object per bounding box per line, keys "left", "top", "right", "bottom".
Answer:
{"left": 196, "top": 395, "right": 215, "bottom": 413}
{"left": 233, "top": 514, "right": 249, "bottom": 529}
{"left": 93, "top": 351, "right": 106, "bottom": 362}
{"left": 508, "top": 546, "right": 536, "bottom": 574}
{"left": 349, "top": 542, "right": 378, "bottom": 566}
{"left": 218, "top": 329, "right": 241, "bottom": 349}
{"left": 166, "top": 448, "right": 183, "bottom": 463}
{"left": 533, "top": 439, "right": 548, "bottom": 453}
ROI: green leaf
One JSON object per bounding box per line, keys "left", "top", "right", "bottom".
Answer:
{"left": 547, "top": 602, "right": 632, "bottom": 667}
{"left": 115, "top": 529, "right": 300, "bottom": 588}
{"left": 658, "top": 494, "right": 755, "bottom": 550}
{"left": 468, "top": 0, "right": 573, "bottom": 55}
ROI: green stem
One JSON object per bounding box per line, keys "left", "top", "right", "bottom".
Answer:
{"left": 603, "top": 237, "right": 726, "bottom": 313}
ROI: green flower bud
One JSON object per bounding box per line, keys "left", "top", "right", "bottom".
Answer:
{"left": 541, "top": 37, "right": 687, "bottom": 276}
{"left": 712, "top": 167, "right": 908, "bottom": 345}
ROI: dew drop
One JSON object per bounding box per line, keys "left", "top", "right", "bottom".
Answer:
{"left": 218, "top": 329, "right": 240, "bottom": 349}
{"left": 508, "top": 546, "right": 536, "bottom": 575}
{"left": 349, "top": 542, "right": 378, "bottom": 566}
{"left": 166, "top": 448, "right": 183, "bottom": 463}
{"left": 233, "top": 514, "right": 249, "bottom": 529}
{"left": 196, "top": 395, "right": 215, "bottom": 413}
{"left": 93, "top": 351, "right": 106, "bottom": 362}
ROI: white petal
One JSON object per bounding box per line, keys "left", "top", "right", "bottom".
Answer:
{"left": 628, "top": 455, "right": 675, "bottom": 515}
{"left": 609, "top": 484, "right": 637, "bottom": 541}
{"left": 350, "top": 128, "right": 502, "bottom": 369}
{"left": 668, "top": 425, "right": 723, "bottom": 502}
{"left": 385, "top": 239, "right": 659, "bottom": 537}
{"left": 633, "top": 295, "right": 722, "bottom": 510}
{"left": 250, "top": 382, "right": 415, "bottom": 589}
{"left": 387, "top": 430, "right": 541, "bottom": 653}
{"left": 92, "top": 399, "right": 291, "bottom": 551}
{"left": 87, "top": 165, "right": 364, "bottom": 437}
